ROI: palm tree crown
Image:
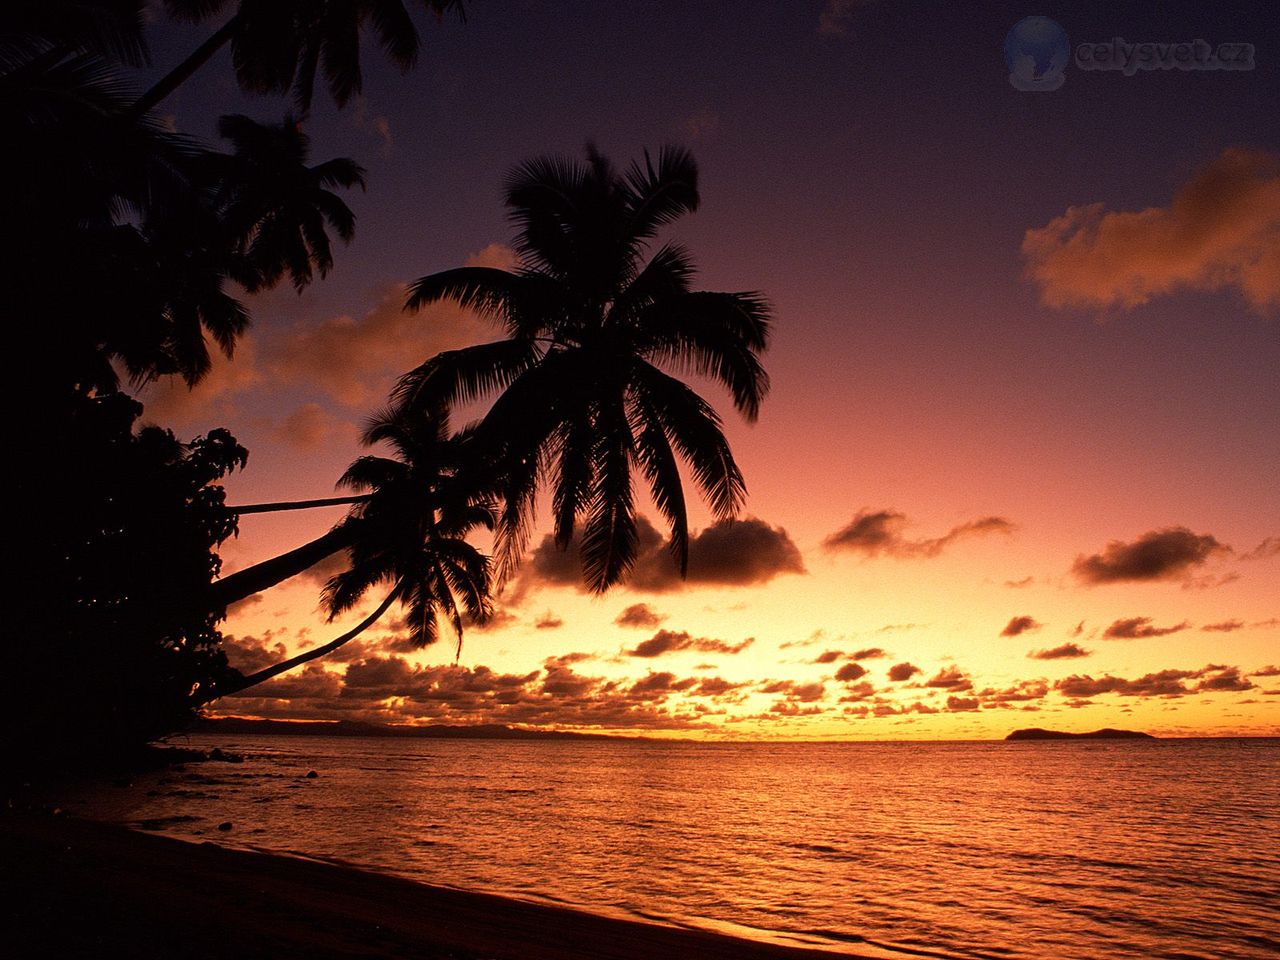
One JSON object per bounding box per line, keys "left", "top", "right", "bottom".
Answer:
{"left": 397, "top": 146, "right": 771, "bottom": 592}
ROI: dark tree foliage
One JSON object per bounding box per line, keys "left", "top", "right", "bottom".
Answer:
{"left": 3, "top": 393, "right": 247, "bottom": 767}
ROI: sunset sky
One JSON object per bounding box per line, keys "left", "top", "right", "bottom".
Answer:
{"left": 139, "top": 1, "right": 1279, "bottom": 738}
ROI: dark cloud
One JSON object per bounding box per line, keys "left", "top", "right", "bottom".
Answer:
{"left": 1202, "top": 620, "right": 1246, "bottom": 633}
{"left": 613, "top": 603, "right": 667, "bottom": 629}
{"left": 924, "top": 666, "right": 973, "bottom": 691}
{"left": 222, "top": 634, "right": 288, "bottom": 674}
{"left": 851, "top": 647, "right": 889, "bottom": 659}
{"left": 1000, "top": 615, "right": 1041, "bottom": 637}
{"left": 533, "top": 612, "right": 563, "bottom": 630}
{"left": 887, "top": 662, "right": 921, "bottom": 682}
{"left": 1250, "top": 665, "right": 1280, "bottom": 677}
{"left": 521, "top": 515, "right": 804, "bottom": 595}
{"left": 1104, "top": 617, "right": 1190, "bottom": 640}
{"left": 759, "top": 680, "right": 827, "bottom": 702}
{"left": 835, "top": 662, "right": 868, "bottom": 682}
{"left": 226, "top": 663, "right": 343, "bottom": 700}
{"left": 1029, "top": 643, "right": 1091, "bottom": 660}
{"left": 1055, "top": 665, "right": 1254, "bottom": 699}
{"left": 946, "top": 695, "right": 980, "bottom": 712}
{"left": 822, "top": 509, "right": 1014, "bottom": 558}
{"left": 813, "top": 650, "right": 843, "bottom": 664}
{"left": 1072, "top": 528, "right": 1226, "bottom": 585}
{"left": 977, "top": 681, "right": 1048, "bottom": 706}
{"left": 624, "top": 629, "right": 753, "bottom": 658}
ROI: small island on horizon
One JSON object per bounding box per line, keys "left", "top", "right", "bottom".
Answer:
{"left": 1006, "top": 728, "right": 1156, "bottom": 741}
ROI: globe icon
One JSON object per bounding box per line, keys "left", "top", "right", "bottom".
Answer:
{"left": 1004, "top": 16, "right": 1069, "bottom": 91}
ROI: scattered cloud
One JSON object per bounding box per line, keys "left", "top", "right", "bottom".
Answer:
{"left": 1072, "top": 527, "right": 1226, "bottom": 585}
{"left": 822, "top": 509, "right": 1013, "bottom": 559}
{"left": 1202, "top": 620, "right": 1246, "bottom": 633}
{"left": 1244, "top": 536, "right": 1280, "bottom": 559}
{"left": 1005, "top": 576, "right": 1034, "bottom": 588}
{"left": 887, "top": 662, "right": 921, "bottom": 682}
{"left": 924, "top": 666, "right": 973, "bottom": 691}
{"left": 1055, "top": 665, "right": 1253, "bottom": 699}
{"left": 1000, "top": 615, "right": 1041, "bottom": 637}
{"left": 624, "top": 629, "right": 753, "bottom": 658}
{"left": 946, "top": 695, "right": 980, "bottom": 712}
{"left": 273, "top": 402, "right": 353, "bottom": 451}
{"left": 1250, "top": 665, "right": 1280, "bottom": 677}
{"left": 519, "top": 515, "right": 804, "bottom": 596}
{"left": 533, "top": 612, "right": 563, "bottom": 630}
{"left": 614, "top": 603, "right": 667, "bottom": 629}
{"left": 1029, "top": 643, "right": 1091, "bottom": 660}
{"left": 1023, "top": 147, "right": 1280, "bottom": 313}
{"left": 835, "top": 662, "right": 868, "bottom": 682}
{"left": 851, "top": 647, "right": 889, "bottom": 659}
{"left": 1103, "top": 617, "right": 1191, "bottom": 640}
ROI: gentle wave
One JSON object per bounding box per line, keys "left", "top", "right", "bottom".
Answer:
{"left": 64, "top": 737, "right": 1280, "bottom": 959}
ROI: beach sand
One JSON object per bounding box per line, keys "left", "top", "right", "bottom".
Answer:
{"left": 1, "top": 814, "right": 869, "bottom": 959}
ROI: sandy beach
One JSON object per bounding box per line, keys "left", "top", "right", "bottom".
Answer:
{"left": 0, "top": 813, "right": 868, "bottom": 960}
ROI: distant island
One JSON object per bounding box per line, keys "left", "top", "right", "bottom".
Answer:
{"left": 191, "top": 717, "right": 629, "bottom": 741}
{"left": 1006, "top": 728, "right": 1155, "bottom": 741}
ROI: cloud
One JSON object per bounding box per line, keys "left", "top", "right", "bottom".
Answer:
{"left": 851, "top": 647, "right": 889, "bottom": 659}
{"left": 759, "top": 680, "right": 827, "bottom": 702}
{"left": 624, "top": 629, "right": 753, "bottom": 658}
{"left": 273, "top": 403, "right": 353, "bottom": 451}
{"left": 924, "top": 666, "right": 973, "bottom": 691}
{"left": 1250, "top": 665, "right": 1280, "bottom": 677}
{"left": 269, "top": 244, "right": 518, "bottom": 408}
{"left": 138, "top": 333, "right": 263, "bottom": 428}
{"left": 823, "top": 509, "right": 1013, "bottom": 559}
{"left": 679, "top": 107, "right": 720, "bottom": 140}
{"left": 1103, "top": 617, "right": 1190, "bottom": 640}
{"left": 520, "top": 515, "right": 804, "bottom": 595}
{"left": 1000, "top": 615, "right": 1041, "bottom": 637}
{"left": 221, "top": 634, "right": 289, "bottom": 674}
{"left": 834, "top": 662, "right": 867, "bottom": 682}
{"left": 1202, "top": 620, "right": 1246, "bottom": 633}
{"left": 1072, "top": 528, "right": 1226, "bottom": 585}
{"left": 887, "top": 662, "right": 921, "bottom": 682}
{"left": 533, "top": 612, "right": 563, "bottom": 630}
{"left": 1005, "top": 576, "right": 1034, "bottom": 588}
{"left": 1029, "top": 643, "right": 1091, "bottom": 660}
{"left": 946, "top": 695, "right": 980, "bottom": 712}
{"left": 614, "top": 603, "right": 667, "bottom": 629}
{"left": 1244, "top": 536, "right": 1280, "bottom": 559}
{"left": 813, "top": 650, "right": 843, "bottom": 664}
{"left": 1023, "top": 147, "right": 1280, "bottom": 312}
{"left": 1055, "top": 665, "right": 1254, "bottom": 699}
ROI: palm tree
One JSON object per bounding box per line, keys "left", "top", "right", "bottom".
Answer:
{"left": 209, "top": 113, "right": 366, "bottom": 293}
{"left": 129, "top": 0, "right": 465, "bottom": 119}
{"left": 0, "top": 1, "right": 149, "bottom": 69}
{"left": 206, "top": 411, "right": 492, "bottom": 610}
{"left": 200, "top": 411, "right": 493, "bottom": 702}
{"left": 395, "top": 146, "right": 771, "bottom": 593}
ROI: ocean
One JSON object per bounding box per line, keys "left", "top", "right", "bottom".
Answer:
{"left": 65, "top": 735, "right": 1280, "bottom": 959}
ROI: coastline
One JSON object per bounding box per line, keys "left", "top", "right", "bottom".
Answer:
{"left": 0, "top": 813, "right": 874, "bottom": 960}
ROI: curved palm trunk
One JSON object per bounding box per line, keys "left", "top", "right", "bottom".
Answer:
{"left": 227, "top": 493, "right": 369, "bottom": 516}
{"left": 200, "top": 586, "right": 401, "bottom": 704}
{"left": 208, "top": 523, "right": 354, "bottom": 611}
{"left": 126, "top": 13, "right": 242, "bottom": 120}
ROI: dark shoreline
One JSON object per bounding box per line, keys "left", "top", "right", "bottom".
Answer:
{"left": 1, "top": 813, "right": 878, "bottom": 960}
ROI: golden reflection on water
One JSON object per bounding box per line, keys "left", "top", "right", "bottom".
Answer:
{"left": 66, "top": 737, "right": 1280, "bottom": 960}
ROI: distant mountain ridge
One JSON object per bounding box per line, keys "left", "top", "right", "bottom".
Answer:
{"left": 191, "top": 717, "right": 628, "bottom": 741}
{"left": 1006, "top": 727, "right": 1155, "bottom": 741}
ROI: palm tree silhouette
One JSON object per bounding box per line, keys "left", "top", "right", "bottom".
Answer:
{"left": 396, "top": 146, "right": 771, "bottom": 592}
{"left": 210, "top": 114, "right": 366, "bottom": 293}
{"left": 0, "top": 1, "right": 149, "bottom": 69}
{"left": 203, "top": 411, "right": 492, "bottom": 701}
{"left": 130, "top": 0, "right": 465, "bottom": 118}
{"left": 206, "top": 410, "right": 492, "bottom": 616}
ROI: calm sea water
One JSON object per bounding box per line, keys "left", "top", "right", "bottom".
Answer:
{"left": 66, "top": 736, "right": 1280, "bottom": 959}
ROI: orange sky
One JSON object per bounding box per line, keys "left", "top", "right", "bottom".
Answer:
{"left": 138, "top": 3, "right": 1279, "bottom": 738}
